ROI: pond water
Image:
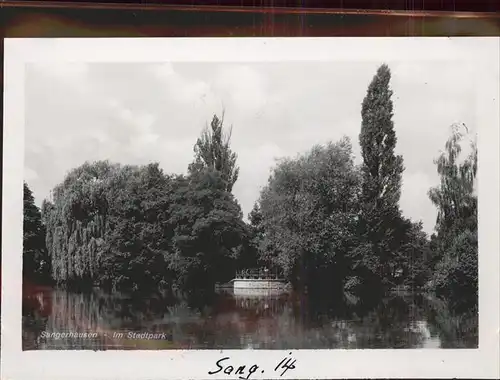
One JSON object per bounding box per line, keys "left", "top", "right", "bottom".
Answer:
{"left": 22, "top": 287, "right": 478, "bottom": 350}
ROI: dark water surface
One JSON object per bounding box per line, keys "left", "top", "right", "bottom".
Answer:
{"left": 22, "top": 287, "right": 478, "bottom": 350}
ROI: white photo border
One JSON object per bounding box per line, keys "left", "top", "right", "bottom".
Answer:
{"left": 2, "top": 37, "right": 499, "bottom": 380}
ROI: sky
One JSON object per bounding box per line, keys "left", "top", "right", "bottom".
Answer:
{"left": 24, "top": 59, "right": 477, "bottom": 235}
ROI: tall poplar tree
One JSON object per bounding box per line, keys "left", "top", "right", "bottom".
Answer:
{"left": 357, "top": 64, "right": 405, "bottom": 288}
{"left": 188, "top": 113, "right": 240, "bottom": 192}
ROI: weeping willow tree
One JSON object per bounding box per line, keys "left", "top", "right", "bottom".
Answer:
{"left": 42, "top": 161, "right": 121, "bottom": 285}
{"left": 42, "top": 160, "right": 177, "bottom": 291}
{"left": 429, "top": 123, "right": 477, "bottom": 235}
{"left": 427, "top": 123, "right": 478, "bottom": 305}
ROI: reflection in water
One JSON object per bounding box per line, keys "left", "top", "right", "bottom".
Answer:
{"left": 22, "top": 287, "right": 478, "bottom": 350}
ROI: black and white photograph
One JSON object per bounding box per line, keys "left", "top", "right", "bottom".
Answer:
{"left": 2, "top": 38, "right": 499, "bottom": 380}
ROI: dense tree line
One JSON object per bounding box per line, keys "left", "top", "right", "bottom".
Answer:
{"left": 25, "top": 112, "right": 250, "bottom": 294}
{"left": 251, "top": 65, "right": 433, "bottom": 298}
{"left": 23, "top": 64, "right": 478, "bottom": 310}
{"left": 250, "top": 64, "right": 477, "bottom": 306}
